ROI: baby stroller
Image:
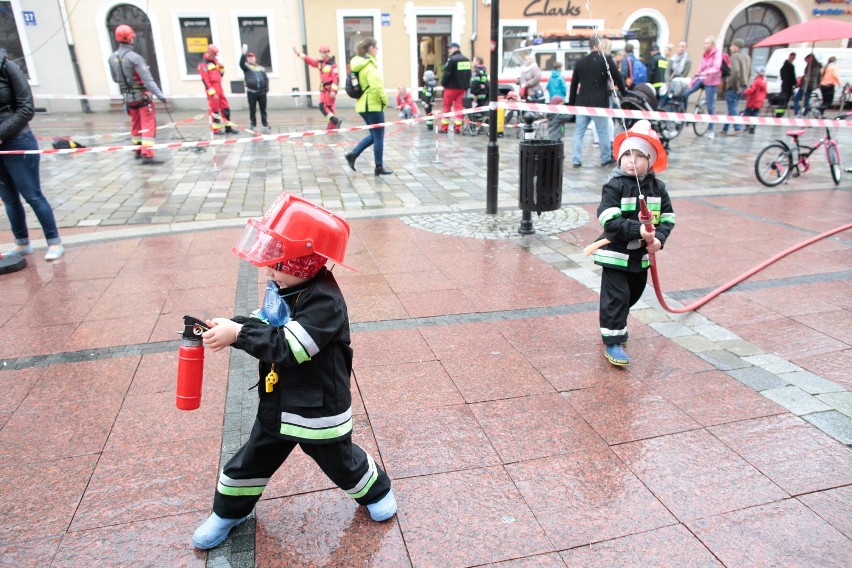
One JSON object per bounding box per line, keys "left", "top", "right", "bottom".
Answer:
{"left": 462, "top": 92, "right": 489, "bottom": 136}
{"left": 619, "top": 83, "right": 673, "bottom": 149}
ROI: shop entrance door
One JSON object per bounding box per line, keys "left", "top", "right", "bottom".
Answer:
{"left": 417, "top": 16, "right": 452, "bottom": 86}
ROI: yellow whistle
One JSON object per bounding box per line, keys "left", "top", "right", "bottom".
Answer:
{"left": 265, "top": 366, "right": 279, "bottom": 393}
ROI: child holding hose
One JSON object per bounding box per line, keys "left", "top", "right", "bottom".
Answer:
{"left": 592, "top": 120, "right": 675, "bottom": 366}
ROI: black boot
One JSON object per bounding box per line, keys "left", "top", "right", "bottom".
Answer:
{"left": 141, "top": 156, "right": 164, "bottom": 165}
{"left": 374, "top": 165, "right": 393, "bottom": 176}
{"left": 344, "top": 152, "right": 357, "bottom": 171}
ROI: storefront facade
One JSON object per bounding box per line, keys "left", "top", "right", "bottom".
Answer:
{"left": 0, "top": 0, "right": 849, "bottom": 112}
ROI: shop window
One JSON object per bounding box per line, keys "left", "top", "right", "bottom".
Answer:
{"left": 502, "top": 24, "right": 533, "bottom": 69}
{"left": 343, "top": 16, "right": 374, "bottom": 68}
{"left": 179, "top": 16, "right": 211, "bottom": 76}
{"left": 0, "top": 0, "right": 28, "bottom": 78}
{"left": 237, "top": 16, "right": 272, "bottom": 72}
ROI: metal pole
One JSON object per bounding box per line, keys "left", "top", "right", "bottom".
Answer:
{"left": 297, "top": 0, "right": 313, "bottom": 108}
{"left": 684, "top": 0, "right": 693, "bottom": 43}
{"left": 58, "top": 0, "right": 90, "bottom": 113}
{"left": 485, "top": 0, "right": 500, "bottom": 214}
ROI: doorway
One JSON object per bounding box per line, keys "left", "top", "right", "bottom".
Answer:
{"left": 106, "top": 4, "right": 160, "bottom": 86}
{"left": 417, "top": 16, "right": 451, "bottom": 86}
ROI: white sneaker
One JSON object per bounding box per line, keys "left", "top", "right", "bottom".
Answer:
{"left": 366, "top": 489, "right": 397, "bottom": 521}
{"left": 192, "top": 513, "right": 249, "bottom": 549}
{"left": 706, "top": 131, "right": 715, "bottom": 140}
{"left": 44, "top": 245, "right": 64, "bottom": 261}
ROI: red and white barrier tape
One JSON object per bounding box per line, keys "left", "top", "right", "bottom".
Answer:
{"left": 35, "top": 114, "right": 207, "bottom": 142}
{"left": 0, "top": 108, "right": 478, "bottom": 155}
{"left": 499, "top": 100, "right": 852, "bottom": 129}
{"left": 33, "top": 88, "right": 439, "bottom": 101}
{"left": 3, "top": 103, "right": 848, "bottom": 156}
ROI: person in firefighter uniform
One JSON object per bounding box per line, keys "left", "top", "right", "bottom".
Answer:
{"left": 293, "top": 45, "right": 342, "bottom": 130}
{"left": 108, "top": 24, "right": 166, "bottom": 165}
{"left": 440, "top": 42, "right": 471, "bottom": 133}
{"left": 198, "top": 44, "right": 233, "bottom": 134}
{"left": 192, "top": 193, "right": 396, "bottom": 550}
{"left": 593, "top": 120, "right": 675, "bottom": 366}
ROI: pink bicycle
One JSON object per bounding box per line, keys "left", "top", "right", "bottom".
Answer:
{"left": 754, "top": 117, "right": 844, "bottom": 187}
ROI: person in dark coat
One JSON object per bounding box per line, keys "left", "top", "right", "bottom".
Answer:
{"left": 240, "top": 45, "right": 270, "bottom": 131}
{"left": 439, "top": 42, "right": 471, "bottom": 133}
{"left": 777, "top": 52, "right": 796, "bottom": 117}
{"left": 0, "top": 49, "right": 64, "bottom": 261}
{"left": 568, "top": 37, "right": 627, "bottom": 168}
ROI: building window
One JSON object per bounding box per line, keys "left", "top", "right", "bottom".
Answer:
{"left": 237, "top": 16, "right": 272, "bottom": 72}
{"left": 0, "top": 0, "right": 28, "bottom": 78}
{"left": 629, "top": 16, "right": 659, "bottom": 61}
{"left": 343, "top": 16, "right": 374, "bottom": 67}
{"left": 501, "top": 23, "right": 534, "bottom": 69}
{"left": 179, "top": 16, "right": 211, "bottom": 75}
{"left": 725, "top": 2, "right": 787, "bottom": 72}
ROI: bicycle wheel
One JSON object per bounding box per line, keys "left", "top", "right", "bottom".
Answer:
{"left": 754, "top": 143, "right": 793, "bottom": 187}
{"left": 659, "top": 102, "right": 685, "bottom": 140}
{"left": 827, "top": 143, "right": 842, "bottom": 185}
{"left": 692, "top": 103, "right": 709, "bottom": 137}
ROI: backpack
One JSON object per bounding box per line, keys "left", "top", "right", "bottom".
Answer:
{"left": 344, "top": 69, "right": 364, "bottom": 99}
{"left": 721, "top": 53, "right": 731, "bottom": 78}
{"left": 626, "top": 55, "right": 647, "bottom": 87}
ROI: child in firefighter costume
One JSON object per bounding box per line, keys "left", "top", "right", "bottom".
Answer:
{"left": 293, "top": 45, "right": 342, "bottom": 130}
{"left": 108, "top": 24, "right": 166, "bottom": 164}
{"left": 198, "top": 44, "right": 233, "bottom": 134}
{"left": 420, "top": 69, "right": 437, "bottom": 130}
{"left": 593, "top": 120, "right": 675, "bottom": 366}
{"left": 192, "top": 193, "right": 396, "bottom": 549}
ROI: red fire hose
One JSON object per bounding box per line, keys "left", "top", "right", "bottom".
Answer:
{"left": 638, "top": 195, "right": 852, "bottom": 314}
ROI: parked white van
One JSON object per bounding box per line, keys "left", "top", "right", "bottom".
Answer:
{"left": 499, "top": 31, "right": 638, "bottom": 101}
{"left": 764, "top": 48, "right": 852, "bottom": 107}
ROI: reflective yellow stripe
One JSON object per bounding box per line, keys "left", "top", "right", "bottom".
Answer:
{"left": 283, "top": 328, "right": 310, "bottom": 363}
{"left": 217, "top": 482, "right": 265, "bottom": 496}
{"left": 350, "top": 468, "right": 377, "bottom": 499}
{"left": 280, "top": 417, "right": 353, "bottom": 440}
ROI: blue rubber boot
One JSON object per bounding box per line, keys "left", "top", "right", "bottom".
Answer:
{"left": 367, "top": 489, "right": 397, "bottom": 521}
{"left": 605, "top": 344, "right": 630, "bottom": 366}
{"left": 192, "top": 512, "right": 249, "bottom": 549}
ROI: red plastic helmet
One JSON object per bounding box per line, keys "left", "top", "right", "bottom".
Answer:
{"left": 233, "top": 193, "right": 354, "bottom": 270}
{"left": 207, "top": 44, "right": 219, "bottom": 55}
{"left": 115, "top": 24, "right": 136, "bottom": 44}
{"left": 318, "top": 44, "right": 331, "bottom": 53}
{"left": 612, "top": 119, "right": 668, "bottom": 173}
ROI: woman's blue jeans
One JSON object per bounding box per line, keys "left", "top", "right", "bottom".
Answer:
{"left": 683, "top": 81, "right": 718, "bottom": 133}
{"left": 352, "top": 111, "right": 385, "bottom": 166}
{"left": 0, "top": 130, "right": 61, "bottom": 245}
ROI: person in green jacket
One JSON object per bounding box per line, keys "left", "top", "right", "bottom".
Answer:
{"left": 344, "top": 37, "right": 393, "bottom": 175}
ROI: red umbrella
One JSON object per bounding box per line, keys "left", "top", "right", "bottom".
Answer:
{"left": 754, "top": 18, "right": 852, "bottom": 47}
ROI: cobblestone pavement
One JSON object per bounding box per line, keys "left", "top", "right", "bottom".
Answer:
{"left": 0, "top": 108, "right": 850, "bottom": 566}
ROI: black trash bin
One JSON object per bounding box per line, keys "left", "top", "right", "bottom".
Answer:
{"left": 518, "top": 139, "right": 564, "bottom": 214}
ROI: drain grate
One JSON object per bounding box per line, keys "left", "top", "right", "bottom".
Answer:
{"left": 399, "top": 207, "right": 590, "bottom": 239}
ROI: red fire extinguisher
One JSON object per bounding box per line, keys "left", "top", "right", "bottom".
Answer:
{"left": 176, "top": 315, "right": 207, "bottom": 410}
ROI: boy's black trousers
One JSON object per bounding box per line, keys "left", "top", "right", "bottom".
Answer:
{"left": 213, "top": 419, "right": 392, "bottom": 519}
{"left": 599, "top": 268, "right": 648, "bottom": 345}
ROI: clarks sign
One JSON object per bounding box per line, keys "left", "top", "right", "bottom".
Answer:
{"left": 523, "top": 0, "right": 583, "bottom": 17}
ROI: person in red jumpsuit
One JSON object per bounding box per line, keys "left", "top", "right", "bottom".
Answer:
{"left": 198, "top": 44, "right": 232, "bottom": 134}
{"left": 293, "top": 45, "right": 342, "bottom": 130}
{"left": 108, "top": 24, "right": 166, "bottom": 164}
